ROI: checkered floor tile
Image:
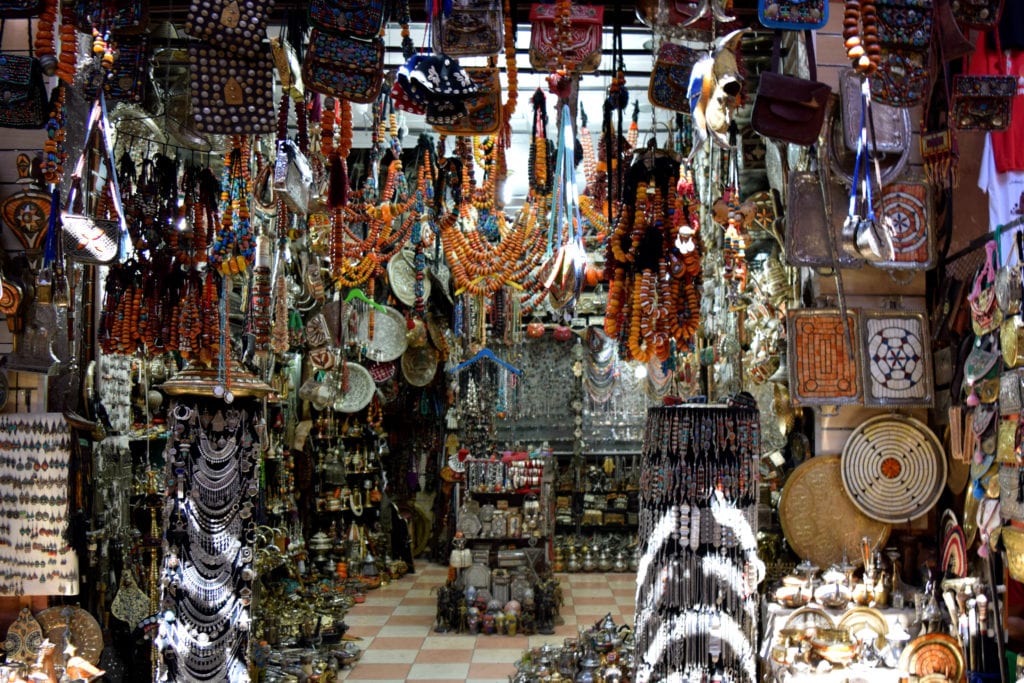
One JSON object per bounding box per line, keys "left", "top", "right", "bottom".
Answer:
{"left": 338, "top": 563, "right": 636, "bottom": 682}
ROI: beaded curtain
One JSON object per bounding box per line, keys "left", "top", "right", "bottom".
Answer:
{"left": 635, "top": 405, "right": 762, "bottom": 683}
{"left": 156, "top": 399, "right": 261, "bottom": 682}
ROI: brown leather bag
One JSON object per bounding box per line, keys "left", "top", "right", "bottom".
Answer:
{"left": 751, "top": 31, "right": 831, "bottom": 146}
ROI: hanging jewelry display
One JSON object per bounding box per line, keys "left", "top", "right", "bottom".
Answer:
{"left": 604, "top": 139, "right": 702, "bottom": 363}
{"left": 0, "top": 412, "right": 79, "bottom": 596}
{"left": 635, "top": 405, "right": 762, "bottom": 683}
{"left": 156, "top": 399, "right": 262, "bottom": 682}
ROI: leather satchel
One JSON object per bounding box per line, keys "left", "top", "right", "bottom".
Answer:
{"left": 751, "top": 32, "right": 831, "bottom": 146}
{"left": 648, "top": 42, "right": 699, "bottom": 113}
{"left": 529, "top": 3, "right": 603, "bottom": 74}
{"left": 62, "top": 94, "right": 125, "bottom": 265}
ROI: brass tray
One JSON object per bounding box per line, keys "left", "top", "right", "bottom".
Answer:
{"left": 779, "top": 455, "right": 891, "bottom": 569}
{"left": 897, "top": 632, "right": 965, "bottom": 683}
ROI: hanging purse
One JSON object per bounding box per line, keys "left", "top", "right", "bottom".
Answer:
{"left": 870, "top": 49, "right": 930, "bottom": 106}
{"left": 951, "top": 0, "right": 1003, "bottom": 29}
{"left": 529, "top": 3, "right": 604, "bottom": 74}
{"left": 75, "top": 0, "right": 148, "bottom": 34}
{"left": 432, "top": 0, "right": 503, "bottom": 58}
{"left": 0, "top": 51, "right": 46, "bottom": 129}
{"left": 0, "top": 0, "right": 40, "bottom": 17}
{"left": 952, "top": 73, "right": 1016, "bottom": 130}
{"left": 302, "top": 28, "right": 384, "bottom": 104}
{"left": 188, "top": 43, "right": 276, "bottom": 134}
{"left": 875, "top": 0, "right": 934, "bottom": 51}
{"left": 840, "top": 68, "right": 911, "bottom": 153}
{"left": 308, "top": 0, "right": 386, "bottom": 40}
{"left": 758, "top": 0, "right": 828, "bottom": 30}
{"left": 430, "top": 65, "right": 502, "bottom": 135}
{"left": 62, "top": 93, "right": 126, "bottom": 265}
{"left": 648, "top": 42, "right": 700, "bottom": 113}
{"left": 273, "top": 99, "right": 312, "bottom": 215}
{"left": 185, "top": 0, "right": 273, "bottom": 59}
{"left": 751, "top": 31, "right": 831, "bottom": 146}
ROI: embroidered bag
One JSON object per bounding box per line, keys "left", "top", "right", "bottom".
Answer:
{"left": 75, "top": 0, "right": 148, "bottom": 34}
{"left": 308, "top": 0, "right": 386, "bottom": 39}
{"left": 751, "top": 31, "right": 831, "bottom": 146}
{"left": 188, "top": 43, "right": 276, "bottom": 134}
{"left": 875, "top": 0, "right": 934, "bottom": 52}
{"left": 302, "top": 28, "right": 384, "bottom": 104}
{"left": 870, "top": 49, "right": 930, "bottom": 106}
{"left": 635, "top": 0, "right": 745, "bottom": 36}
{"left": 430, "top": 66, "right": 502, "bottom": 135}
{"left": 951, "top": 0, "right": 1003, "bottom": 29}
{"left": 952, "top": 74, "right": 1016, "bottom": 130}
{"left": 529, "top": 3, "right": 603, "bottom": 74}
{"left": 0, "top": 52, "right": 46, "bottom": 129}
{"left": 758, "top": 0, "right": 828, "bottom": 30}
{"left": 62, "top": 93, "right": 126, "bottom": 265}
{"left": 648, "top": 42, "right": 700, "bottom": 113}
{"left": 0, "top": 0, "right": 41, "bottom": 17}
{"left": 432, "top": 0, "right": 503, "bottom": 57}
{"left": 185, "top": 0, "right": 273, "bottom": 60}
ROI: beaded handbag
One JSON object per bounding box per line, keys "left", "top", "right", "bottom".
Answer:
{"left": 875, "top": 0, "right": 933, "bottom": 51}
{"left": 758, "top": 0, "right": 828, "bottom": 30}
{"left": 647, "top": 42, "right": 699, "bottom": 113}
{"left": 0, "top": 53, "right": 47, "bottom": 129}
{"left": 308, "top": 0, "right": 386, "bottom": 39}
{"left": 302, "top": 28, "right": 384, "bottom": 104}
{"left": 184, "top": 0, "right": 273, "bottom": 59}
{"left": 870, "top": 49, "right": 930, "bottom": 106}
{"left": 430, "top": 66, "right": 501, "bottom": 135}
{"left": 74, "top": 0, "right": 148, "bottom": 34}
{"left": 529, "top": 3, "right": 604, "bottom": 74}
{"left": 952, "top": 0, "right": 1002, "bottom": 28}
{"left": 952, "top": 74, "right": 1016, "bottom": 130}
{"left": 432, "top": 0, "right": 503, "bottom": 57}
{"left": 0, "top": 0, "right": 41, "bottom": 17}
{"left": 188, "top": 44, "right": 276, "bottom": 134}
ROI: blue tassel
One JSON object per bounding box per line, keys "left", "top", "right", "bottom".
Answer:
{"left": 43, "top": 188, "right": 59, "bottom": 268}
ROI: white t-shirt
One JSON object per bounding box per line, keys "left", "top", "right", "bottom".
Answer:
{"left": 977, "top": 133, "right": 1024, "bottom": 265}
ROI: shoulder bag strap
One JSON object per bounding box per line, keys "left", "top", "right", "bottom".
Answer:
{"left": 68, "top": 91, "right": 126, "bottom": 232}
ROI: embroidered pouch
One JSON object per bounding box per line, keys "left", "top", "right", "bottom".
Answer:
{"left": 432, "top": 0, "right": 503, "bottom": 57}
{"left": 870, "top": 49, "right": 930, "bottom": 107}
{"left": 648, "top": 42, "right": 699, "bottom": 113}
{"left": 758, "top": 0, "right": 828, "bottom": 30}
{"left": 0, "top": 53, "right": 46, "bottom": 129}
{"left": 529, "top": 3, "right": 603, "bottom": 74}
{"left": 308, "top": 0, "right": 386, "bottom": 39}
{"left": 876, "top": 0, "right": 934, "bottom": 51}
{"left": 302, "top": 28, "right": 384, "bottom": 104}
{"left": 952, "top": 74, "right": 1016, "bottom": 131}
